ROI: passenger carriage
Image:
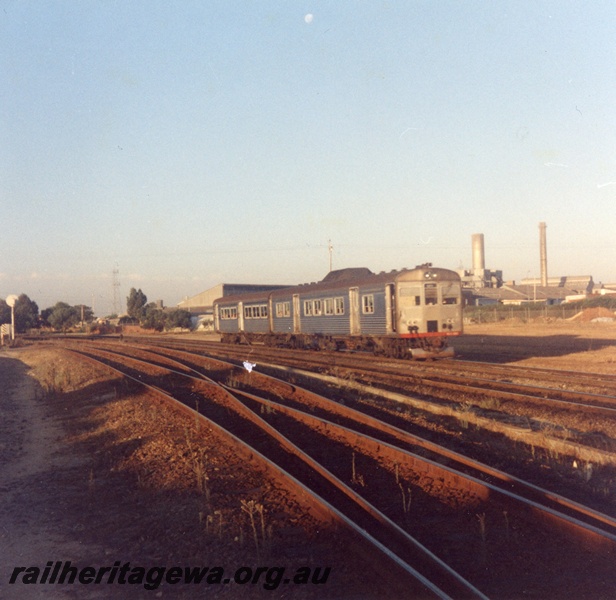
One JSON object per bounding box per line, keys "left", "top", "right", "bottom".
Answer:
{"left": 214, "top": 264, "right": 462, "bottom": 359}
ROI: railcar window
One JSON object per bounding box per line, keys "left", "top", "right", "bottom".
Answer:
{"left": 220, "top": 307, "right": 238, "bottom": 319}
{"left": 424, "top": 284, "right": 438, "bottom": 305}
{"left": 313, "top": 299, "right": 322, "bottom": 315}
{"left": 442, "top": 283, "right": 460, "bottom": 305}
{"left": 324, "top": 298, "right": 334, "bottom": 315}
{"left": 335, "top": 297, "right": 345, "bottom": 315}
{"left": 244, "top": 305, "right": 268, "bottom": 319}
{"left": 304, "top": 300, "right": 313, "bottom": 316}
{"left": 275, "top": 302, "right": 290, "bottom": 317}
{"left": 400, "top": 287, "right": 422, "bottom": 306}
{"left": 362, "top": 294, "right": 375, "bottom": 314}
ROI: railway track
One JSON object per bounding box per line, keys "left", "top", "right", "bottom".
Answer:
{"left": 128, "top": 337, "right": 616, "bottom": 413}
{"left": 66, "top": 343, "right": 484, "bottom": 599}
{"left": 123, "top": 337, "right": 616, "bottom": 475}
{"left": 58, "top": 339, "right": 616, "bottom": 598}
{"left": 447, "top": 359, "right": 616, "bottom": 394}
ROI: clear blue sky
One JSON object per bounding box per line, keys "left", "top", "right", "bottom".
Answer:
{"left": 2, "top": 1, "right": 615, "bottom": 315}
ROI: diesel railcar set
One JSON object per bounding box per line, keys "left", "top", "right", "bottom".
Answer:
{"left": 214, "top": 264, "right": 463, "bottom": 359}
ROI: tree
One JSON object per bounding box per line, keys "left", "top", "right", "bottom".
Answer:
{"left": 40, "top": 306, "right": 53, "bottom": 327}
{"left": 74, "top": 304, "right": 95, "bottom": 323}
{"left": 47, "top": 302, "right": 80, "bottom": 332}
{"left": 0, "top": 300, "right": 9, "bottom": 326}
{"left": 141, "top": 303, "right": 166, "bottom": 331}
{"left": 140, "top": 305, "right": 192, "bottom": 332}
{"left": 41, "top": 302, "right": 93, "bottom": 331}
{"left": 14, "top": 294, "right": 39, "bottom": 332}
{"left": 126, "top": 288, "right": 147, "bottom": 320}
{"left": 166, "top": 309, "right": 192, "bottom": 330}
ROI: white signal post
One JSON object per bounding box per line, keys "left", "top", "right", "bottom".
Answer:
{"left": 6, "top": 295, "right": 18, "bottom": 341}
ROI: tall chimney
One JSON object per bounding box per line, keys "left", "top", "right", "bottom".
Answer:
{"left": 539, "top": 222, "right": 548, "bottom": 286}
{"left": 471, "top": 233, "right": 485, "bottom": 272}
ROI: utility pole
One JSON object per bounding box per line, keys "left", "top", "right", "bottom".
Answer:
{"left": 539, "top": 222, "right": 548, "bottom": 287}
{"left": 328, "top": 239, "right": 333, "bottom": 272}
{"left": 112, "top": 264, "right": 121, "bottom": 316}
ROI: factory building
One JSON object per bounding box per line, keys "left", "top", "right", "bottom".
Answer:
{"left": 460, "top": 225, "right": 595, "bottom": 306}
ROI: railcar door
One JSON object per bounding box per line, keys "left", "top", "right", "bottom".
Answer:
{"left": 214, "top": 304, "right": 220, "bottom": 332}
{"left": 267, "top": 296, "right": 274, "bottom": 333}
{"left": 292, "top": 294, "right": 301, "bottom": 333}
{"left": 238, "top": 301, "right": 245, "bottom": 332}
{"left": 349, "top": 287, "right": 360, "bottom": 335}
{"left": 386, "top": 284, "right": 395, "bottom": 333}
{"left": 396, "top": 285, "right": 423, "bottom": 333}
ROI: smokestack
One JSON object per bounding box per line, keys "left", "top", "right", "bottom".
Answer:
{"left": 471, "top": 233, "right": 485, "bottom": 272}
{"left": 539, "top": 222, "right": 548, "bottom": 286}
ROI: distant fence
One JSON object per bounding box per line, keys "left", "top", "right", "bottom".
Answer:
{"left": 463, "top": 304, "right": 581, "bottom": 324}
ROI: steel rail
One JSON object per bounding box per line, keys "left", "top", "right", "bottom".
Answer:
{"left": 454, "top": 359, "right": 616, "bottom": 386}
{"left": 253, "top": 361, "right": 616, "bottom": 534}
{"left": 230, "top": 384, "right": 616, "bottom": 554}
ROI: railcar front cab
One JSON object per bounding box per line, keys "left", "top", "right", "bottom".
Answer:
{"left": 393, "top": 266, "right": 462, "bottom": 358}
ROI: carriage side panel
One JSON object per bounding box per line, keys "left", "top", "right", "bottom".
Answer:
{"left": 297, "top": 289, "right": 351, "bottom": 335}
{"left": 358, "top": 286, "right": 388, "bottom": 335}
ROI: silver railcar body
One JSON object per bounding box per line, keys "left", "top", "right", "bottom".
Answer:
{"left": 214, "top": 265, "right": 462, "bottom": 359}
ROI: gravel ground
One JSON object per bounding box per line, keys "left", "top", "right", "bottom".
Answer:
{"left": 452, "top": 320, "right": 616, "bottom": 371}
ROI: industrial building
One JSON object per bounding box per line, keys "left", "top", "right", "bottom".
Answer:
{"left": 460, "top": 224, "right": 596, "bottom": 306}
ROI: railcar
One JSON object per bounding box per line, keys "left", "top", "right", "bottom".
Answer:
{"left": 214, "top": 264, "right": 462, "bottom": 359}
